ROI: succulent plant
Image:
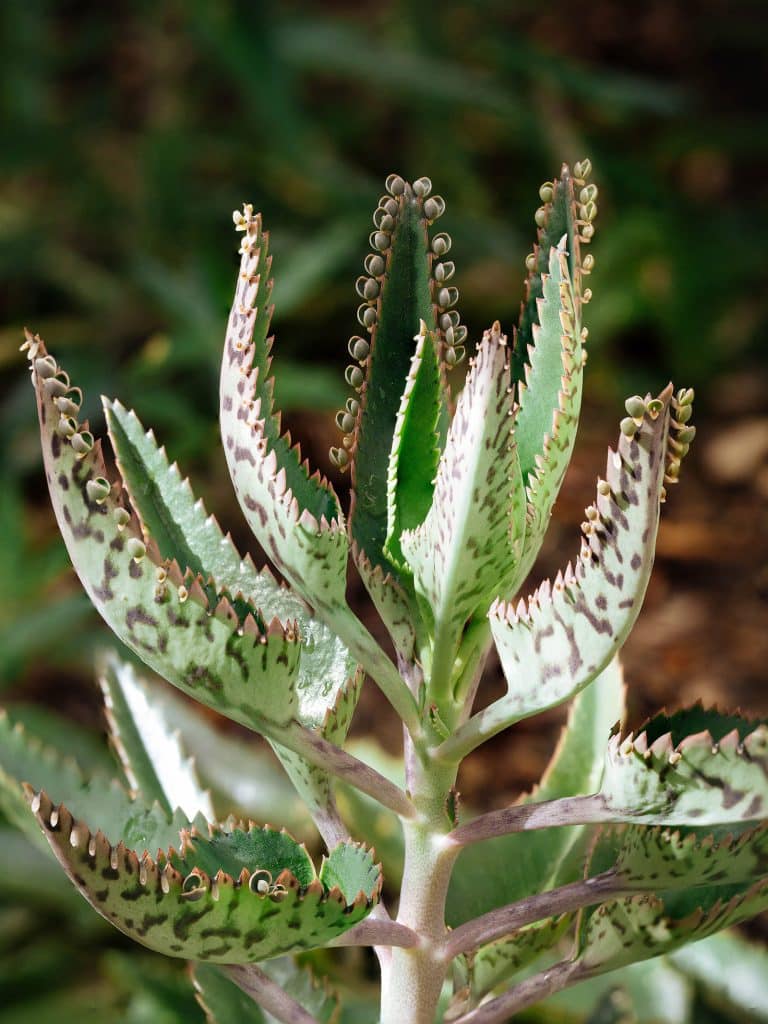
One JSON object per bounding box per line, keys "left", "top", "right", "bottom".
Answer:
{"left": 5, "top": 160, "right": 768, "bottom": 1024}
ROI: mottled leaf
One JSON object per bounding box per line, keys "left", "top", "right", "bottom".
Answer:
{"left": 486, "top": 387, "right": 677, "bottom": 732}
{"left": 597, "top": 708, "right": 768, "bottom": 826}
{"left": 105, "top": 398, "right": 358, "bottom": 727}
{"left": 511, "top": 164, "right": 594, "bottom": 579}
{"left": 592, "top": 820, "right": 768, "bottom": 894}
{"left": 99, "top": 652, "right": 215, "bottom": 822}
{"left": 25, "top": 335, "right": 302, "bottom": 733}
{"left": 574, "top": 878, "right": 768, "bottom": 979}
{"left": 352, "top": 545, "right": 417, "bottom": 660}
{"left": 469, "top": 915, "right": 571, "bottom": 1004}
{"left": 194, "top": 960, "right": 338, "bottom": 1024}
{"left": 28, "top": 789, "right": 381, "bottom": 963}
{"left": 401, "top": 323, "right": 526, "bottom": 685}
{"left": 219, "top": 210, "right": 349, "bottom": 610}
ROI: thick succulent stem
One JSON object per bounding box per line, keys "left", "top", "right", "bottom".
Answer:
{"left": 380, "top": 747, "right": 460, "bottom": 1024}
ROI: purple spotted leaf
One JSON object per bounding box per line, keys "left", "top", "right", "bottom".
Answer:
{"left": 400, "top": 323, "right": 526, "bottom": 688}
{"left": 27, "top": 789, "right": 381, "bottom": 963}
{"left": 220, "top": 210, "right": 349, "bottom": 614}
{"left": 24, "top": 333, "right": 302, "bottom": 733}
{"left": 486, "top": 386, "right": 681, "bottom": 731}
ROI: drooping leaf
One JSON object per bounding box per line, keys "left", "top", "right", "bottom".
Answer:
{"left": 385, "top": 323, "right": 443, "bottom": 568}
{"left": 219, "top": 209, "right": 349, "bottom": 612}
{"left": 99, "top": 652, "right": 215, "bottom": 823}
{"left": 105, "top": 661, "right": 314, "bottom": 840}
{"left": 193, "top": 959, "right": 338, "bottom": 1024}
{"left": 486, "top": 386, "right": 680, "bottom": 733}
{"left": 0, "top": 707, "right": 190, "bottom": 854}
{"left": 28, "top": 789, "right": 381, "bottom": 963}
{"left": 596, "top": 708, "right": 768, "bottom": 826}
{"left": 449, "top": 658, "right": 625, "bottom": 928}
{"left": 24, "top": 334, "right": 302, "bottom": 734}
{"left": 401, "top": 322, "right": 526, "bottom": 686}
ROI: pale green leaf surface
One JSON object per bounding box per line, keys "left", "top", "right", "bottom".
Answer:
{"left": 219, "top": 212, "right": 348, "bottom": 610}
{"left": 105, "top": 398, "right": 358, "bottom": 730}
{"left": 27, "top": 338, "right": 302, "bottom": 733}
{"left": 488, "top": 390, "right": 672, "bottom": 727}
{"left": 99, "top": 652, "right": 214, "bottom": 822}
{"left": 401, "top": 324, "right": 526, "bottom": 648}
{"left": 29, "top": 790, "right": 381, "bottom": 963}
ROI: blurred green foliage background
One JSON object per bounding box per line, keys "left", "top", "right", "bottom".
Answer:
{"left": 1, "top": 1, "right": 767, "bottom": 1018}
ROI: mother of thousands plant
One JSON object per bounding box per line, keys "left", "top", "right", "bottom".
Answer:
{"left": 6, "top": 161, "right": 768, "bottom": 1024}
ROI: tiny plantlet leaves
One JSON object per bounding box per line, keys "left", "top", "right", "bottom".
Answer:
{"left": 10, "top": 162, "right": 765, "bottom": 1024}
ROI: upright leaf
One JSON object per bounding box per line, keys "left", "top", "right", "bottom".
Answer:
{"left": 400, "top": 322, "right": 526, "bottom": 692}
{"left": 219, "top": 209, "right": 348, "bottom": 611}
{"left": 490, "top": 388, "right": 676, "bottom": 722}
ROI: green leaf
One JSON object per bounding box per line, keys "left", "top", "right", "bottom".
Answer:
{"left": 28, "top": 789, "right": 381, "bottom": 963}
{"left": 219, "top": 210, "right": 349, "bottom": 610}
{"left": 597, "top": 708, "right": 768, "bottom": 826}
{"left": 488, "top": 388, "right": 676, "bottom": 727}
{"left": 177, "top": 823, "right": 316, "bottom": 887}
{"left": 513, "top": 162, "right": 590, "bottom": 387}
{"left": 25, "top": 336, "right": 302, "bottom": 734}
{"left": 99, "top": 652, "right": 214, "bottom": 822}
{"left": 352, "top": 546, "right": 417, "bottom": 660}
{"left": 574, "top": 878, "right": 768, "bottom": 980}
{"left": 346, "top": 178, "right": 454, "bottom": 579}
{"left": 450, "top": 658, "right": 624, "bottom": 995}
{"left": 194, "top": 960, "right": 338, "bottom": 1024}
{"left": 385, "top": 323, "right": 443, "bottom": 568}
{"left": 591, "top": 821, "right": 768, "bottom": 895}
{"left": 104, "top": 397, "right": 358, "bottom": 726}
{"left": 401, "top": 322, "right": 526, "bottom": 680}
{"left": 0, "top": 707, "right": 192, "bottom": 854}
{"left": 319, "top": 839, "right": 383, "bottom": 904}
{"left": 669, "top": 932, "right": 768, "bottom": 1022}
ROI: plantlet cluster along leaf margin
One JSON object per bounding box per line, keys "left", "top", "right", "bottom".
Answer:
{"left": 4, "top": 159, "right": 766, "bottom": 1024}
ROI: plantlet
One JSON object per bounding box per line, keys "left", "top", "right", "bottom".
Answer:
{"left": 6, "top": 161, "right": 768, "bottom": 1024}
